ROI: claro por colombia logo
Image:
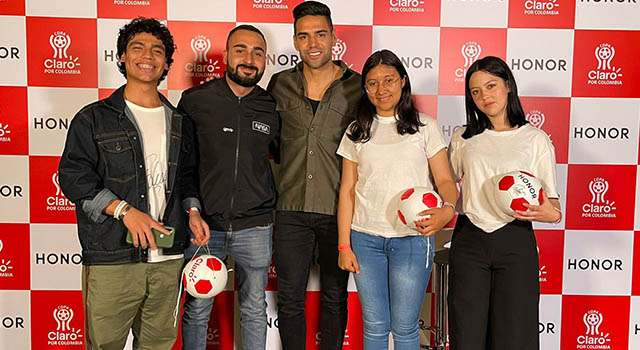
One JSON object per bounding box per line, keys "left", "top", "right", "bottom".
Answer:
{"left": 44, "top": 31, "right": 81, "bottom": 75}
{"left": 47, "top": 172, "right": 75, "bottom": 212}
{"left": 0, "top": 239, "right": 13, "bottom": 278}
{"left": 582, "top": 177, "right": 615, "bottom": 219}
{"left": 524, "top": 0, "right": 560, "bottom": 15}
{"left": 587, "top": 43, "right": 623, "bottom": 86}
{"left": 48, "top": 305, "right": 83, "bottom": 346}
{"left": 389, "top": 0, "right": 426, "bottom": 12}
{"left": 0, "top": 122, "right": 12, "bottom": 142}
{"left": 252, "top": 0, "right": 289, "bottom": 9}
{"left": 185, "top": 34, "right": 222, "bottom": 79}
{"left": 455, "top": 41, "right": 481, "bottom": 82}
{"left": 576, "top": 310, "right": 611, "bottom": 349}
{"left": 526, "top": 110, "right": 546, "bottom": 129}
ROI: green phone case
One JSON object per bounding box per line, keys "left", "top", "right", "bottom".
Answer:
{"left": 126, "top": 226, "right": 175, "bottom": 248}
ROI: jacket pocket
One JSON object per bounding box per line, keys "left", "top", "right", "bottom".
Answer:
{"left": 276, "top": 101, "right": 306, "bottom": 140}
{"left": 324, "top": 100, "right": 356, "bottom": 141}
{"left": 97, "top": 136, "right": 136, "bottom": 182}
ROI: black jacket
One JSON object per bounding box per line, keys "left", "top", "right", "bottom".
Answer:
{"left": 178, "top": 76, "right": 280, "bottom": 231}
{"left": 58, "top": 86, "right": 195, "bottom": 265}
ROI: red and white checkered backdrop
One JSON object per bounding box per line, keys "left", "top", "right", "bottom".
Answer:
{"left": 1, "top": 0, "right": 639, "bottom": 349}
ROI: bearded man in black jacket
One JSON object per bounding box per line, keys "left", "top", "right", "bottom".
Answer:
{"left": 178, "top": 24, "right": 280, "bottom": 350}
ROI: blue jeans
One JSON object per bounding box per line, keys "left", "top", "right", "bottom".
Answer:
{"left": 351, "top": 229, "right": 434, "bottom": 350}
{"left": 182, "top": 224, "right": 272, "bottom": 350}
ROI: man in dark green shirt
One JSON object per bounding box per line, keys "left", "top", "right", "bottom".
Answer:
{"left": 266, "top": 2, "right": 361, "bottom": 349}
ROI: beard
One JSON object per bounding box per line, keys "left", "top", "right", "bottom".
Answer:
{"left": 227, "top": 64, "right": 264, "bottom": 87}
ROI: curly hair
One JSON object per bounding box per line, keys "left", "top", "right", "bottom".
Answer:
{"left": 116, "top": 17, "right": 176, "bottom": 83}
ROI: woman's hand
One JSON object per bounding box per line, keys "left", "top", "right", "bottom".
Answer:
{"left": 338, "top": 249, "right": 360, "bottom": 274}
{"left": 513, "top": 190, "right": 561, "bottom": 223}
{"left": 415, "top": 206, "right": 456, "bottom": 237}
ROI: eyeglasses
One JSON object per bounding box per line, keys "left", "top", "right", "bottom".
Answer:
{"left": 364, "top": 76, "right": 403, "bottom": 94}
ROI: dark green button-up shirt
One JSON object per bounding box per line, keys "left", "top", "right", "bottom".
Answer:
{"left": 267, "top": 61, "right": 362, "bottom": 215}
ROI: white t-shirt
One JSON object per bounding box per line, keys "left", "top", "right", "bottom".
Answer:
{"left": 448, "top": 124, "right": 559, "bottom": 233}
{"left": 337, "top": 114, "right": 447, "bottom": 238}
{"left": 126, "top": 100, "right": 182, "bottom": 262}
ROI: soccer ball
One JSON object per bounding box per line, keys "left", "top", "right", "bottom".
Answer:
{"left": 182, "top": 255, "right": 228, "bottom": 299}
{"left": 397, "top": 187, "right": 442, "bottom": 230}
{"left": 494, "top": 171, "right": 543, "bottom": 215}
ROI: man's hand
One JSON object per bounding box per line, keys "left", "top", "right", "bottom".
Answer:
{"left": 189, "top": 210, "right": 210, "bottom": 246}
{"left": 122, "top": 206, "right": 169, "bottom": 250}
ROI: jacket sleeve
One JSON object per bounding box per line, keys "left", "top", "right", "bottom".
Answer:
{"left": 270, "top": 110, "right": 281, "bottom": 165}
{"left": 178, "top": 97, "right": 203, "bottom": 212}
{"left": 58, "top": 109, "right": 118, "bottom": 223}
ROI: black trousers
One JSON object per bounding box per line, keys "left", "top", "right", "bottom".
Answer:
{"left": 448, "top": 215, "right": 540, "bottom": 350}
{"left": 274, "top": 211, "right": 350, "bottom": 350}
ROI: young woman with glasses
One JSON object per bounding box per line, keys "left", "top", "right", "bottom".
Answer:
{"left": 336, "top": 49, "right": 457, "bottom": 349}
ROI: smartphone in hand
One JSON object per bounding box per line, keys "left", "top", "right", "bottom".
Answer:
{"left": 126, "top": 226, "right": 175, "bottom": 248}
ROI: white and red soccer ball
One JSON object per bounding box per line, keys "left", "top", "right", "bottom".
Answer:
{"left": 182, "top": 255, "right": 228, "bottom": 299}
{"left": 397, "top": 187, "right": 443, "bottom": 230}
{"left": 494, "top": 171, "right": 544, "bottom": 215}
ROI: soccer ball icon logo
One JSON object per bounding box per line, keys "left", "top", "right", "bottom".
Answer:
{"left": 595, "top": 43, "right": 615, "bottom": 70}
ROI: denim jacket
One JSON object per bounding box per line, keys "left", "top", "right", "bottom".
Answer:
{"left": 58, "top": 85, "right": 198, "bottom": 265}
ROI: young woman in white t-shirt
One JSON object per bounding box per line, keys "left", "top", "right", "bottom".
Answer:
{"left": 447, "top": 56, "right": 562, "bottom": 350}
{"left": 336, "top": 49, "right": 457, "bottom": 350}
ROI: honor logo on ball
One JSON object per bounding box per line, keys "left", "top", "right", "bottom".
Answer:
{"left": 186, "top": 35, "right": 222, "bottom": 79}
{"left": 588, "top": 43, "right": 623, "bottom": 86}
{"left": 582, "top": 177, "right": 616, "bottom": 219}
{"left": 44, "top": 31, "right": 81, "bottom": 76}
{"left": 48, "top": 305, "right": 84, "bottom": 346}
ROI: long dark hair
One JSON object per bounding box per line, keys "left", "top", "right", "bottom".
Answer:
{"left": 462, "top": 56, "right": 527, "bottom": 139}
{"left": 348, "top": 49, "right": 422, "bottom": 143}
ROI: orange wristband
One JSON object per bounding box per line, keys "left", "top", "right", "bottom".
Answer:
{"left": 338, "top": 244, "right": 351, "bottom": 251}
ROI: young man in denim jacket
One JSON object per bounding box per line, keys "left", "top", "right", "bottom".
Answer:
{"left": 58, "top": 17, "right": 208, "bottom": 349}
